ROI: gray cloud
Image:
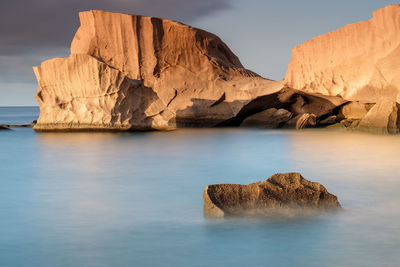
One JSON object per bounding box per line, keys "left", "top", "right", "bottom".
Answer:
{"left": 0, "top": 0, "right": 232, "bottom": 83}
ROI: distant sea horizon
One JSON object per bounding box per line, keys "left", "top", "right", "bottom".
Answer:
{"left": 0, "top": 106, "right": 39, "bottom": 125}
{"left": 0, "top": 106, "right": 38, "bottom": 107}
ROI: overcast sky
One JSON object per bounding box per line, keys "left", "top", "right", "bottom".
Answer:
{"left": 0, "top": 0, "right": 397, "bottom": 106}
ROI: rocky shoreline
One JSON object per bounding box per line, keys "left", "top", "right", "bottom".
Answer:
{"left": 32, "top": 5, "right": 400, "bottom": 134}
{"left": 217, "top": 87, "right": 400, "bottom": 133}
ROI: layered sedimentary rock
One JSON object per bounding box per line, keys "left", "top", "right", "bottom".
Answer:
{"left": 204, "top": 173, "right": 341, "bottom": 217}
{"left": 34, "top": 10, "right": 282, "bottom": 130}
{"left": 285, "top": 5, "right": 400, "bottom": 103}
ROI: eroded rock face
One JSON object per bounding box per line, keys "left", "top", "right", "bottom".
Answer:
{"left": 34, "top": 54, "right": 172, "bottom": 130}
{"left": 204, "top": 173, "right": 341, "bottom": 217}
{"left": 34, "top": 10, "right": 282, "bottom": 131}
{"left": 285, "top": 5, "right": 400, "bottom": 103}
{"left": 357, "top": 100, "right": 400, "bottom": 134}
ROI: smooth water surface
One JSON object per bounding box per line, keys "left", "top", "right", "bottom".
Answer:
{"left": 1, "top": 107, "right": 400, "bottom": 266}
{"left": 0, "top": 106, "right": 39, "bottom": 125}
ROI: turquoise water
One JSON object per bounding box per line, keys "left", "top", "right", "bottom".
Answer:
{"left": 1, "top": 107, "right": 400, "bottom": 266}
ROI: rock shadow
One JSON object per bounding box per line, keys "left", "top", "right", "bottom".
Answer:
{"left": 174, "top": 97, "right": 247, "bottom": 127}
{"left": 218, "top": 87, "right": 347, "bottom": 127}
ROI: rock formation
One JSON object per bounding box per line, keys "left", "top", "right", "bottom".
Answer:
{"left": 33, "top": 6, "right": 400, "bottom": 133}
{"left": 34, "top": 54, "right": 171, "bottom": 130}
{"left": 204, "top": 173, "right": 341, "bottom": 217}
{"left": 219, "top": 87, "right": 347, "bottom": 128}
{"left": 337, "top": 102, "right": 372, "bottom": 121}
{"left": 285, "top": 5, "right": 400, "bottom": 103}
{"left": 357, "top": 100, "right": 400, "bottom": 134}
{"left": 33, "top": 10, "right": 282, "bottom": 131}
{"left": 281, "top": 4, "right": 400, "bottom": 133}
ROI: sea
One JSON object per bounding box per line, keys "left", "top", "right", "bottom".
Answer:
{"left": 1, "top": 106, "right": 400, "bottom": 267}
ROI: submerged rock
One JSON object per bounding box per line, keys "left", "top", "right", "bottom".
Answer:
{"left": 319, "top": 115, "right": 338, "bottom": 125}
{"left": 204, "top": 173, "right": 341, "bottom": 218}
{"left": 0, "top": 125, "right": 11, "bottom": 130}
{"left": 0, "top": 121, "right": 38, "bottom": 129}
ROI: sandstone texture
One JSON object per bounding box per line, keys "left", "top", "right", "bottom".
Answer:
{"left": 34, "top": 10, "right": 282, "bottom": 131}
{"left": 34, "top": 54, "right": 171, "bottom": 130}
{"left": 204, "top": 173, "right": 341, "bottom": 217}
{"left": 357, "top": 100, "right": 400, "bottom": 134}
{"left": 337, "top": 102, "right": 372, "bottom": 120}
{"left": 285, "top": 5, "right": 400, "bottom": 103}
{"left": 33, "top": 7, "right": 400, "bottom": 133}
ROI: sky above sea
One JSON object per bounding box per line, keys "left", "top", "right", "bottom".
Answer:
{"left": 0, "top": 0, "right": 397, "bottom": 106}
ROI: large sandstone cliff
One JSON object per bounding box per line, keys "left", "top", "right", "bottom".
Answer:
{"left": 34, "top": 7, "right": 400, "bottom": 133}
{"left": 34, "top": 10, "right": 282, "bottom": 130}
{"left": 285, "top": 4, "right": 400, "bottom": 103}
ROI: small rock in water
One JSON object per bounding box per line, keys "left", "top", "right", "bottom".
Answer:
{"left": 203, "top": 173, "right": 341, "bottom": 218}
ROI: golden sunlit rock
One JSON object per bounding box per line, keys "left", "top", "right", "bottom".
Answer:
{"left": 34, "top": 10, "right": 282, "bottom": 131}
{"left": 285, "top": 5, "right": 400, "bottom": 103}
